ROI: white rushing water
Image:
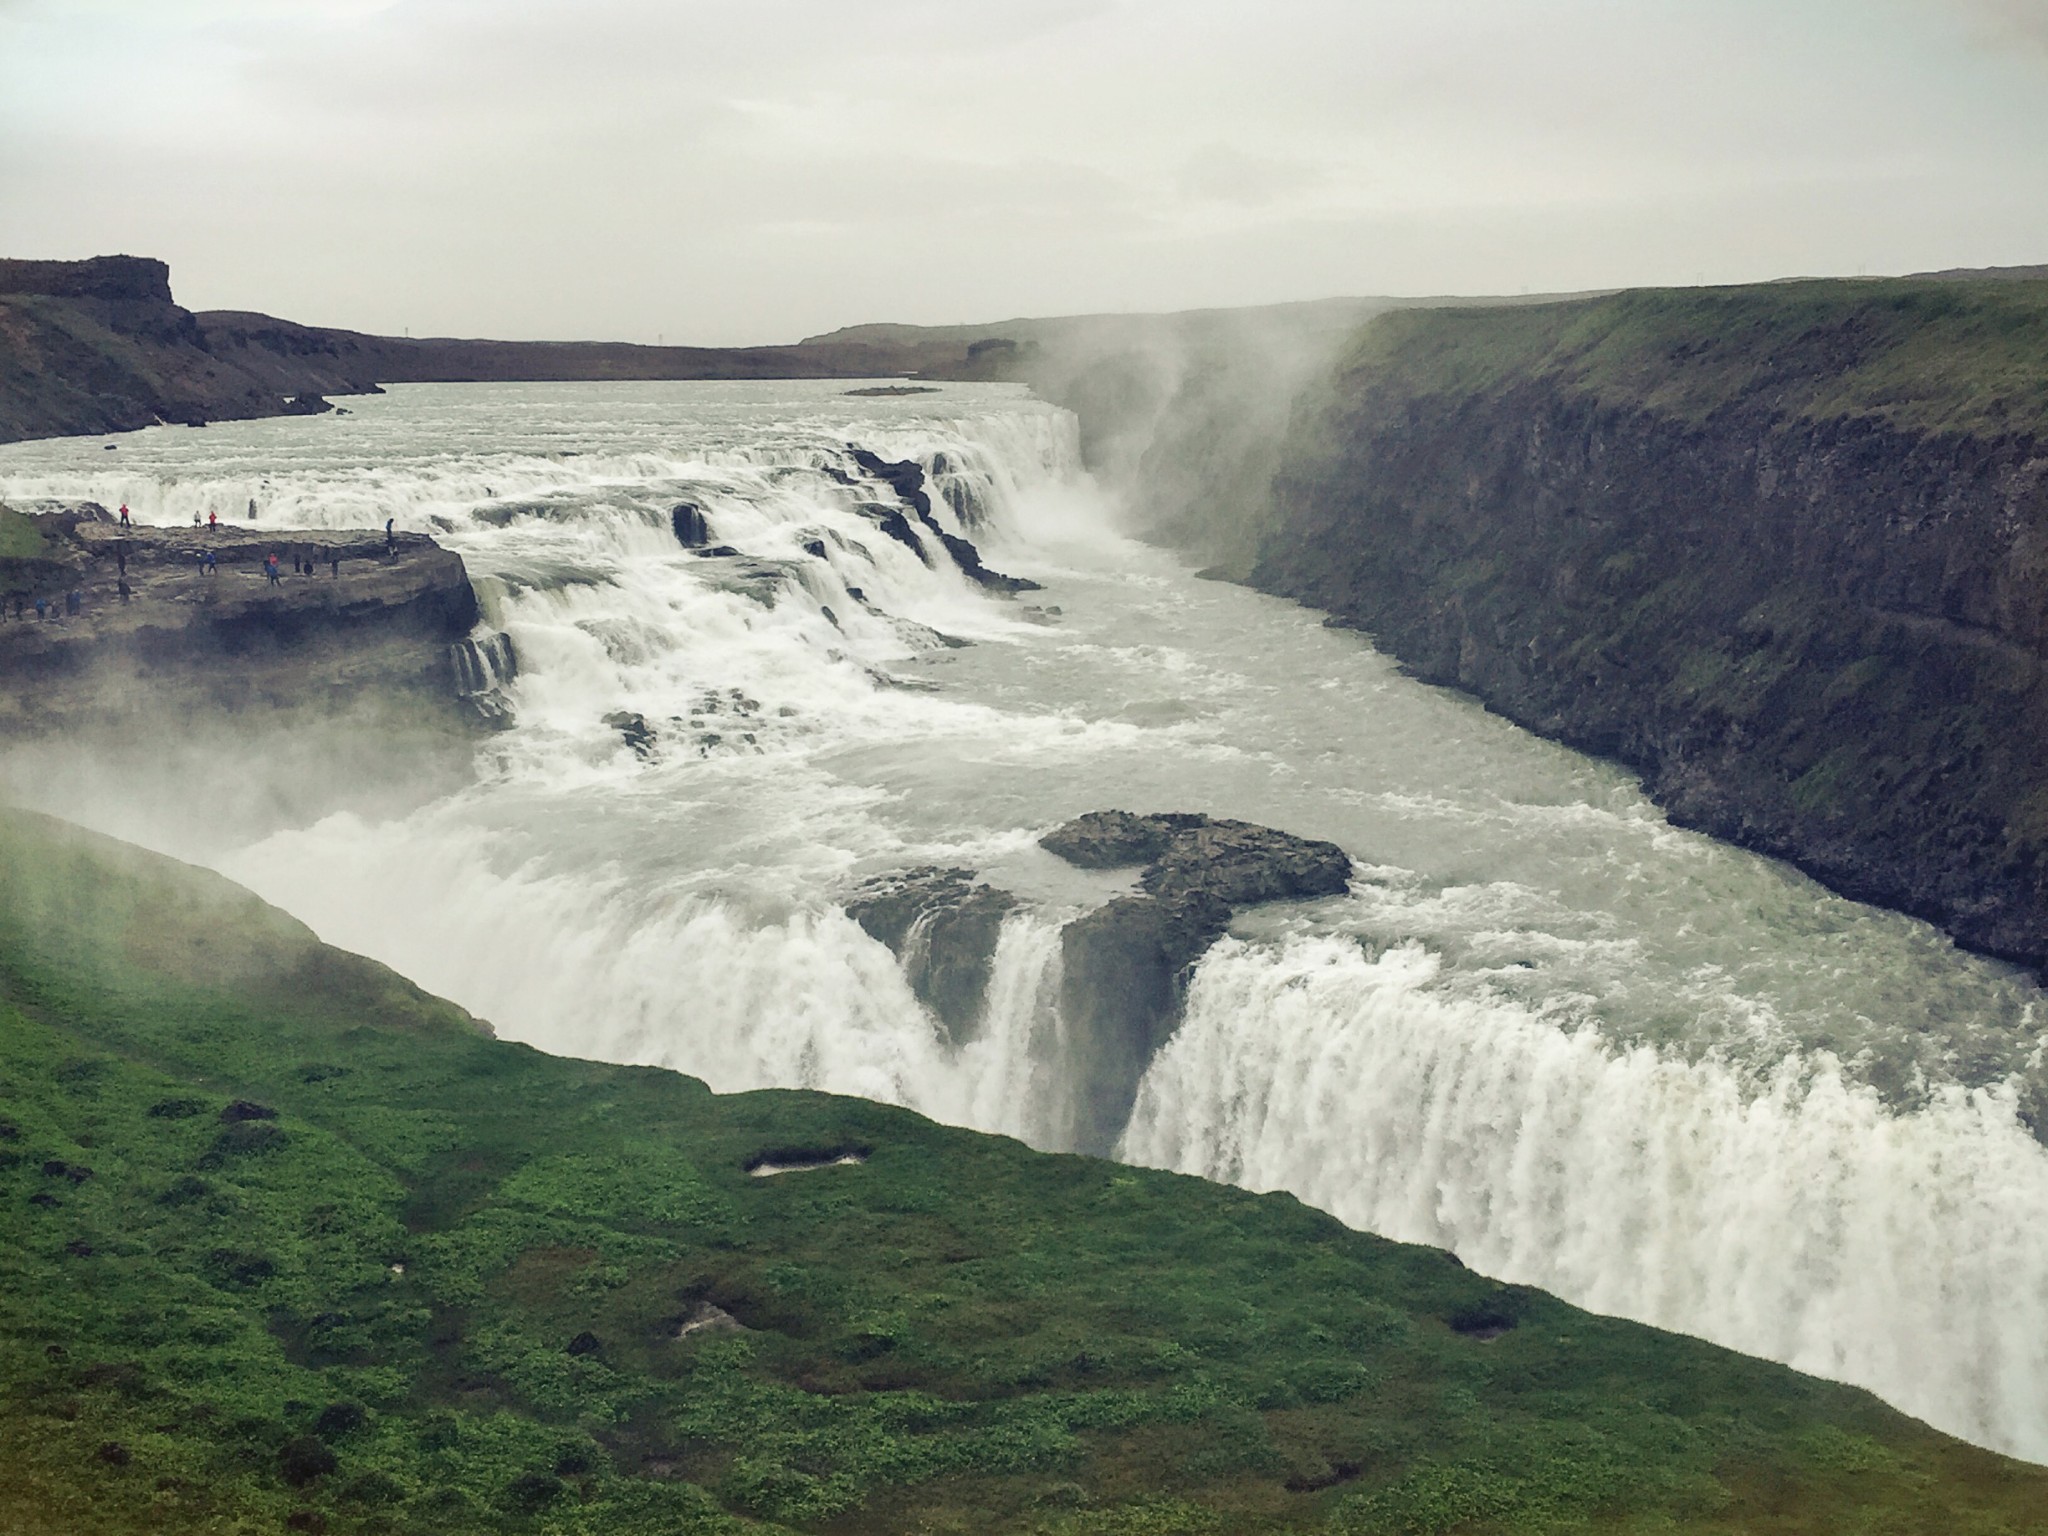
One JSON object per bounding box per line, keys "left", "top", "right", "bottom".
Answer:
{"left": 4, "top": 380, "right": 2047, "bottom": 1459}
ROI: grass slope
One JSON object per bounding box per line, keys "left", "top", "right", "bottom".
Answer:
{"left": 1345, "top": 278, "right": 2048, "bottom": 436}
{"left": 1, "top": 806, "right": 2043, "bottom": 1534}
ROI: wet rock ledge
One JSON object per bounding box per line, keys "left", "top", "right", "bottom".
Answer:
{"left": 1046, "top": 812, "right": 1351, "bottom": 1153}
{"left": 0, "top": 504, "right": 492, "bottom": 733}
{"left": 850, "top": 811, "right": 1351, "bottom": 1155}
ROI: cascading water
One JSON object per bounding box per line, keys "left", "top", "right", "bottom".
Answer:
{"left": 3, "top": 378, "right": 2047, "bottom": 1461}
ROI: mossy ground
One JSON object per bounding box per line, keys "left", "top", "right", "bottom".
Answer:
{"left": 1345, "top": 278, "right": 2048, "bottom": 438}
{"left": 2, "top": 807, "right": 2044, "bottom": 1533}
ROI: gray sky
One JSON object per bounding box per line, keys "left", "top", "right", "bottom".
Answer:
{"left": 4, "top": 0, "right": 2047, "bottom": 344}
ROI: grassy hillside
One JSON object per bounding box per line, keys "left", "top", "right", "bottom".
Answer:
{"left": 1344, "top": 279, "right": 2048, "bottom": 437}
{"left": 2, "top": 807, "right": 2044, "bottom": 1534}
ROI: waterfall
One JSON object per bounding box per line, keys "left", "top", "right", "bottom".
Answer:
{"left": 1120, "top": 934, "right": 2048, "bottom": 1460}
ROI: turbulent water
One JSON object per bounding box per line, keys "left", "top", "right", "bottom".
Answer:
{"left": 4, "top": 380, "right": 2048, "bottom": 1460}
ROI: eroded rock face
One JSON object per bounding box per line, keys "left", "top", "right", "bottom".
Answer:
{"left": 847, "top": 867, "right": 1018, "bottom": 1042}
{"left": 847, "top": 447, "right": 1040, "bottom": 593}
{"left": 1044, "top": 811, "right": 1351, "bottom": 1154}
{"left": 0, "top": 508, "right": 481, "bottom": 734}
{"left": 671, "top": 502, "right": 709, "bottom": 547}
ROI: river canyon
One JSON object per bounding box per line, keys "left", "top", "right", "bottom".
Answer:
{"left": 2, "top": 378, "right": 2045, "bottom": 1467}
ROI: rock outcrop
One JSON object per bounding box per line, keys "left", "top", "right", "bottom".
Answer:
{"left": 845, "top": 814, "right": 1349, "bottom": 1152}
{"left": 846, "top": 868, "right": 1018, "bottom": 1042}
{"left": 0, "top": 506, "right": 486, "bottom": 733}
{"left": 847, "top": 448, "right": 1040, "bottom": 593}
{"left": 1043, "top": 812, "right": 1351, "bottom": 1153}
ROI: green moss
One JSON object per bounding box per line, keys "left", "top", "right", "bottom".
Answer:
{"left": 0, "top": 505, "right": 51, "bottom": 560}
{"left": 1342, "top": 278, "right": 2048, "bottom": 437}
{"left": 1, "top": 805, "right": 2044, "bottom": 1533}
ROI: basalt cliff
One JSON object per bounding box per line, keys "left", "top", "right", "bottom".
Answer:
{"left": 1236, "top": 280, "right": 2048, "bottom": 968}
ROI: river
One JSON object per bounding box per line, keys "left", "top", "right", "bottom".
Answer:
{"left": 2, "top": 379, "right": 2045, "bottom": 1460}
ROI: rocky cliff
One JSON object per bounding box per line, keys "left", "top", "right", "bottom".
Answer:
{"left": 1248, "top": 280, "right": 2048, "bottom": 966}
{"left": 0, "top": 505, "right": 494, "bottom": 733}
{"left": 0, "top": 257, "right": 327, "bottom": 443}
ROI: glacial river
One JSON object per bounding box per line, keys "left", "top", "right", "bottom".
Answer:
{"left": 3, "top": 380, "right": 2046, "bottom": 1460}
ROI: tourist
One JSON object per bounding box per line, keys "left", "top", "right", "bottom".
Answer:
{"left": 66, "top": 589, "right": 80, "bottom": 617}
{"left": 34, "top": 596, "right": 47, "bottom": 621}
{"left": 207, "top": 510, "right": 218, "bottom": 532}
{"left": 117, "top": 503, "right": 130, "bottom": 527}
{"left": 117, "top": 579, "right": 131, "bottom": 603}
{"left": 265, "top": 554, "right": 281, "bottom": 586}
{"left": 385, "top": 516, "right": 396, "bottom": 554}
{"left": 329, "top": 552, "right": 340, "bottom": 578}
{"left": 203, "top": 550, "right": 217, "bottom": 576}
{"left": 248, "top": 497, "right": 258, "bottom": 521}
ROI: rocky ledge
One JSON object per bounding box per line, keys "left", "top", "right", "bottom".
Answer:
{"left": 0, "top": 505, "right": 498, "bottom": 733}
{"left": 849, "top": 811, "right": 1352, "bottom": 1155}
{"left": 1046, "top": 813, "right": 1352, "bottom": 1152}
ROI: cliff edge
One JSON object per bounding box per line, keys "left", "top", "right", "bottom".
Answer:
{"left": 1250, "top": 279, "right": 2048, "bottom": 966}
{"left": 0, "top": 505, "right": 493, "bottom": 732}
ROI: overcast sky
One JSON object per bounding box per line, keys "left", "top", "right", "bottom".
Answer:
{"left": 4, "top": 0, "right": 2047, "bottom": 344}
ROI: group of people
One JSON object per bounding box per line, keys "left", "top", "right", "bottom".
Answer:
{"left": 263, "top": 550, "right": 344, "bottom": 584}
{"left": 7, "top": 589, "right": 83, "bottom": 623}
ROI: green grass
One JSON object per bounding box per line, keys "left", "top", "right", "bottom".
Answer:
{"left": 0, "top": 504, "right": 54, "bottom": 561}
{"left": 2, "top": 806, "right": 2045, "bottom": 1533}
{"left": 1340, "top": 278, "right": 2048, "bottom": 436}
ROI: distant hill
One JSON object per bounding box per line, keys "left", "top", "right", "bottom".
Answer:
{"left": 0, "top": 256, "right": 1025, "bottom": 445}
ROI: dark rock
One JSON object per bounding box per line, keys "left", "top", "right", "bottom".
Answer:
{"left": 280, "top": 394, "right": 333, "bottom": 416}
{"left": 0, "top": 1118, "right": 18, "bottom": 1141}
{"left": 279, "top": 1435, "right": 337, "bottom": 1487}
{"left": 849, "top": 447, "right": 936, "bottom": 518}
{"left": 219, "top": 1100, "right": 276, "bottom": 1123}
{"left": 602, "top": 711, "right": 657, "bottom": 757}
{"left": 42, "top": 1159, "right": 92, "bottom": 1182}
{"left": 933, "top": 528, "right": 1041, "bottom": 594}
{"left": 846, "top": 868, "right": 1018, "bottom": 1042}
{"left": 28, "top": 1192, "right": 59, "bottom": 1209}
{"left": 1043, "top": 812, "right": 1350, "bottom": 1154}
{"left": 855, "top": 502, "right": 932, "bottom": 564}
{"left": 699, "top": 544, "right": 741, "bottom": 558}
{"left": 671, "top": 502, "right": 710, "bottom": 547}
{"left": 313, "top": 1401, "right": 367, "bottom": 1439}
{"left": 1044, "top": 810, "right": 1351, "bottom": 904}
{"left": 201, "top": 1122, "right": 286, "bottom": 1165}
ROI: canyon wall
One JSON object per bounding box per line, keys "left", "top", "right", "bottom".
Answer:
{"left": 1244, "top": 281, "right": 2048, "bottom": 966}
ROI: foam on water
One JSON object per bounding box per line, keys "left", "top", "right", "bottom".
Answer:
{"left": 6, "top": 380, "right": 2048, "bottom": 1460}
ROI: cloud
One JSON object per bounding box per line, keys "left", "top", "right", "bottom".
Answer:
{"left": 1953, "top": 0, "right": 2048, "bottom": 48}
{"left": 4, "top": 0, "right": 2047, "bottom": 341}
